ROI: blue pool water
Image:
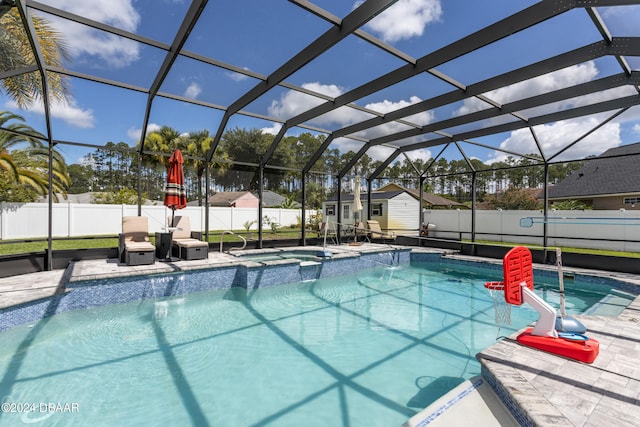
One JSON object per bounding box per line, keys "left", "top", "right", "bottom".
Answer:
{"left": 0, "top": 261, "right": 635, "bottom": 426}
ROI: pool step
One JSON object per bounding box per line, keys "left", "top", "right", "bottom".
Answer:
{"left": 402, "top": 376, "right": 516, "bottom": 427}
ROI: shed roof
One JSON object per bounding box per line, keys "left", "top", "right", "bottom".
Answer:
{"left": 376, "top": 183, "right": 465, "bottom": 207}
{"left": 326, "top": 190, "right": 407, "bottom": 202}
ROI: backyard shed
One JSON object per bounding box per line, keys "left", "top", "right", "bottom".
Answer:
{"left": 322, "top": 190, "right": 420, "bottom": 234}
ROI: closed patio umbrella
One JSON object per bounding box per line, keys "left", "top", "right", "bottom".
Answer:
{"left": 164, "top": 149, "right": 187, "bottom": 227}
{"left": 354, "top": 176, "right": 363, "bottom": 221}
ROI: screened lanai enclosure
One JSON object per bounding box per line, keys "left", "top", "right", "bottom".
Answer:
{"left": 1, "top": 0, "right": 640, "bottom": 272}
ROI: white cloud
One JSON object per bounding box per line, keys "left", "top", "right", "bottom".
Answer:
{"left": 633, "top": 123, "right": 640, "bottom": 134}
{"left": 355, "top": 0, "right": 442, "bottom": 43}
{"left": 127, "top": 123, "right": 161, "bottom": 141}
{"left": 184, "top": 82, "right": 202, "bottom": 99}
{"left": 268, "top": 83, "right": 435, "bottom": 157}
{"left": 51, "top": 101, "right": 95, "bottom": 128}
{"left": 46, "top": 0, "right": 141, "bottom": 68}
{"left": 455, "top": 62, "right": 600, "bottom": 116}
{"left": 268, "top": 82, "right": 344, "bottom": 120}
{"left": 269, "top": 83, "right": 433, "bottom": 137}
{"left": 353, "top": 96, "right": 434, "bottom": 141}
{"left": 332, "top": 136, "right": 365, "bottom": 155}
{"left": 260, "top": 123, "right": 282, "bottom": 135}
{"left": 487, "top": 118, "right": 621, "bottom": 164}
{"left": 5, "top": 98, "right": 95, "bottom": 128}
{"left": 54, "top": 0, "right": 139, "bottom": 31}
{"left": 403, "top": 148, "right": 433, "bottom": 163}
{"left": 449, "top": 61, "right": 633, "bottom": 163}
{"left": 599, "top": 6, "right": 640, "bottom": 35}
{"left": 227, "top": 69, "right": 252, "bottom": 82}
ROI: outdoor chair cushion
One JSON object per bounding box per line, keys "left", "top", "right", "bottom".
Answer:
{"left": 119, "top": 216, "right": 155, "bottom": 265}
{"left": 169, "top": 216, "right": 208, "bottom": 260}
{"left": 366, "top": 220, "right": 396, "bottom": 242}
{"left": 355, "top": 221, "right": 369, "bottom": 242}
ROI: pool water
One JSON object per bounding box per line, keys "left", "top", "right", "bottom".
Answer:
{"left": 0, "top": 262, "right": 635, "bottom": 426}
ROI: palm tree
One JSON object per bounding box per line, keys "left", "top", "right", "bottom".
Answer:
{"left": 0, "top": 111, "right": 70, "bottom": 200}
{"left": 179, "top": 129, "right": 230, "bottom": 206}
{"left": 0, "top": 8, "right": 71, "bottom": 108}
{"left": 1, "top": 110, "right": 44, "bottom": 177}
{"left": 141, "top": 126, "right": 182, "bottom": 169}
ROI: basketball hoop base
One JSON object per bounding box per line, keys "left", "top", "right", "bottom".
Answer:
{"left": 517, "top": 327, "right": 599, "bottom": 364}
{"left": 555, "top": 315, "right": 587, "bottom": 334}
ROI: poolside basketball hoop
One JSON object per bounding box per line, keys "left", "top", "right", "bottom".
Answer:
{"left": 484, "top": 281, "right": 511, "bottom": 326}
{"left": 484, "top": 246, "right": 599, "bottom": 363}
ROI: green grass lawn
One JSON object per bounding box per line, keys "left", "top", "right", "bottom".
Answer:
{"left": 0, "top": 229, "right": 308, "bottom": 256}
{"left": 466, "top": 240, "right": 640, "bottom": 258}
{"left": 1, "top": 233, "right": 637, "bottom": 258}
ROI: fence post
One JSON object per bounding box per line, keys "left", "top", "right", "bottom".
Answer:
{"left": 0, "top": 202, "right": 4, "bottom": 240}
{"left": 67, "top": 202, "right": 72, "bottom": 237}
{"left": 620, "top": 208, "right": 627, "bottom": 252}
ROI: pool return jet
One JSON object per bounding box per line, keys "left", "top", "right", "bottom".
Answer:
{"left": 484, "top": 246, "right": 599, "bottom": 364}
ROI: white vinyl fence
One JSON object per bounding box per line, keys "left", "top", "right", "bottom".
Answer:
{"left": 0, "top": 203, "right": 315, "bottom": 240}
{"left": 2, "top": 203, "right": 638, "bottom": 252}
{"left": 423, "top": 209, "right": 640, "bottom": 252}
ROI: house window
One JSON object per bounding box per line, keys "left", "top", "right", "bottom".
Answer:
{"left": 623, "top": 197, "right": 640, "bottom": 205}
{"left": 325, "top": 204, "right": 335, "bottom": 216}
{"left": 343, "top": 204, "right": 350, "bottom": 219}
{"left": 372, "top": 203, "right": 383, "bottom": 216}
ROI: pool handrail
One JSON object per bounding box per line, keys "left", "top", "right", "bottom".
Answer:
{"left": 220, "top": 230, "right": 247, "bottom": 253}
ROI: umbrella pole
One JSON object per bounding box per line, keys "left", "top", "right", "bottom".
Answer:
{"left": 171, "top": 207, "right": 176, "bottom": 228}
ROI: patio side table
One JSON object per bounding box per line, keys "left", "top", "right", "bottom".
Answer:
{"left": 155, "top": 231, "right": 173, "bottom": 260}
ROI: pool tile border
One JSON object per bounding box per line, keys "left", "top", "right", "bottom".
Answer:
{"left": 0, "top": 247, "right": 415, "bottom": 333}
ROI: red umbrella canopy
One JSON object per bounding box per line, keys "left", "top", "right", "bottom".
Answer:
{"left": 164, "top": 149, "right": 187, "bottom": 210}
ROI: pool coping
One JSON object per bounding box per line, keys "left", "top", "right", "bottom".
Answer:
{"left": 0, "top": 244, "right": 440, "bottom": 310}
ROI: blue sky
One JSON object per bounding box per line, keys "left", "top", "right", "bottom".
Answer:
{"left": 3, "top": 0, "right": 640, "bottom": 168}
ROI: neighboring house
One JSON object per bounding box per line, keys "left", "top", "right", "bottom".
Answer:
{"left": 259, "top": 190, "right": 301, "bottom": 208}
{"left": 208, "top": 191, "right": 259, "bottom": 208}
{"left": 547, "top": 142, "right": 640, "bottom": 210}
{"left": 376, "top": 183, "right": 466, "bottom": 209}
{"left": 322, "top": 190, "right": 421, "bottom": 233}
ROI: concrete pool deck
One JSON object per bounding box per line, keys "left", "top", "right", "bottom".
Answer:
{"left": 0, "top": 245, "right": 639, "bottom": 426}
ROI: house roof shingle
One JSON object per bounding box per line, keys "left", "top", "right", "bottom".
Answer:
{"left": 208, "top": 191, "right": 257, "bottom": 206}
{"left": 548, "top": 142, "right": 640, "bottom": 199}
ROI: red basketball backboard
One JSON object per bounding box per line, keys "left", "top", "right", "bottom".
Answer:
{"left": 502, "top": 246, "right": 534, "bottom": 305}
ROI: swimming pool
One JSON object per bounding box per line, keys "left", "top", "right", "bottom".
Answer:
{"left": 0, "top": 254, "right": 636, "bottom": 426}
